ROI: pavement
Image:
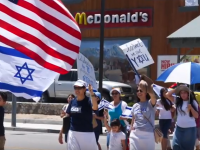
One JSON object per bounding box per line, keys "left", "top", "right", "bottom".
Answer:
{"left": 4, "top": 114, "right": 173, "bottom": 138}
{"left": 5, "top": 130, "right": 167, "bottom": 150}
{"left": 4, "top": 114, "right": 108, "bottom": 134}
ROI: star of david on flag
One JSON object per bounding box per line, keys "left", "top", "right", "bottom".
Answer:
{"left": 0, "top": 42, "right": 58, "bottom": 102}
{"left": 14, "top": 62, "right": 35, "bottom": 84}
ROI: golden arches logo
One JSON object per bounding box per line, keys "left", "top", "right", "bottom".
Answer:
{"left": 75, "top": 12, "right": 87, "bottom": 25}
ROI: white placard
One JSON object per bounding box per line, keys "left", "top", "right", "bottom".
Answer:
{"left": 119, "top": 39, "right": 154, "bottom": 70}
{"left": 77, "top": 53, "right": 97, "bottom": 91}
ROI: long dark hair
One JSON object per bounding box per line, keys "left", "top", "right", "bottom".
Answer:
{"left": 67, "top": 94, "right": 75, "bottom": 99}
{"left": 160, "top": 88, "right": 172, "bottom": 111}
{"left": 176, "top": 91, "right": 197, "bottom": 117}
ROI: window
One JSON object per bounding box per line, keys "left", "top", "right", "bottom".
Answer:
{"left": 179, "top": 0, "right": 199, "bottom": 12}
{"left": 78, "top": 38, "right": 150, "bottom": 83}
{"left": 185, "top": 0, "right": 199, "bottom": 6}
{"left": 58, "top": 71, "right": 78, "bottom": 81}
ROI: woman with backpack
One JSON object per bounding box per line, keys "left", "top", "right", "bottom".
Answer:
{"left": 156, "top": 88, "right": 175, "bottom": 150}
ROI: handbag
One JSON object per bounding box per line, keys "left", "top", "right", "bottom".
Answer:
{"left": 142, "top": 112, "right": 163, "bottom": 144}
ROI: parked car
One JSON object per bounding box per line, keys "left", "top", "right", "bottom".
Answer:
{"left": 40, "top": 69, "right": 134, "bottom": 103}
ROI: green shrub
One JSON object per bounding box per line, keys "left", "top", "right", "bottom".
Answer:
{"left": 127, "top": 102, "right": 135, "bottom": 107}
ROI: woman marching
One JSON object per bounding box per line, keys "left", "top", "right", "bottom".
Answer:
{"left": 168, "top": 85, "right": 199, "bottom": 150}
{"left": 156, "top": 88, "right": 175, "bottom": 150}
{"left": 129, "top": 75, "right": 157, "bottom": 150}
{"left": 93, "top": 92, "right": 104, "bottom": 150}
{"left": 58, "top": 94, "right": 75, "bottom": 145}
{"left": 65, "top": 80, "right": 98, "bottom": 150}
{"left": 105, "top": 88, "right": 128, "bottom": 149}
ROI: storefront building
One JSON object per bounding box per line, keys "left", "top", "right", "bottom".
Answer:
{"left": 64, "top": 0, "right": 200, "bottom": 86}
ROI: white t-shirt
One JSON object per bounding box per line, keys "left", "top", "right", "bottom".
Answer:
{"left": 109, "top": 131, "right": 126, "bottom": 150}
{"left": 156, "top": 99, "right": 172, "bottom": 119}
{"left": 176, "top": 100, "right": 198, "bottom": 128}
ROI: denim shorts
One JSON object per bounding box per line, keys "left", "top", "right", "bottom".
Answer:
{"left": 159, "top": 119, "right": 171, "bottom": 138}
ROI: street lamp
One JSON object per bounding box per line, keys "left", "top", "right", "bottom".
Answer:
{"left": 98, "top": 0, "right": 105, "bottom": 94}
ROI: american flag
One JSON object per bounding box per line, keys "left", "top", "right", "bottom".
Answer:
{"left": 0, "top": 0, "right": 81, "bottom": 74}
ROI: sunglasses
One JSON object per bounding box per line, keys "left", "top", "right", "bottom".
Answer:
{"left": 111, "top": 92, "right": 119, "bottom": 96}
{"left": 137, "top": 89, "right": 143, "bottom": 93}
{"left": 74, "top": 87, "right": 84, "bottom": 90}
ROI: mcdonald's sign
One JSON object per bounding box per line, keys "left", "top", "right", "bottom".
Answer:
{"left": 74, "top": 8, "right": 153, "bottom": 28}
{"left": 75, "top": 12, "right": 87, "bottom": 25}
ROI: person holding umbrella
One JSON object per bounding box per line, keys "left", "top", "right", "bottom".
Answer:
{"left": 167, "top": 85, "right": 198, "bottom": 150}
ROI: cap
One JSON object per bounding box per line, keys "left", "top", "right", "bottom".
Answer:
{"left": 74, "top": 80, "right": 87, "bottom": 87}
{"left": 94, "top": 92, "right": 101, "bottom": 99}
{"left": 110, "top": 88, "right": 121, "bottom": 96}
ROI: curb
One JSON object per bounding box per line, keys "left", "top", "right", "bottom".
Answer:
{"left": 4, "top": 119, "right": 62, "bottom": 125}
{"left": 5, "top": 127, "right": 60, "bottom": 133}
{"left": 5, "top": 127, "right": 107, "bottom": 136}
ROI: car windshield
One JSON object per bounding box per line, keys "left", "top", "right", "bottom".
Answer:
{"left": 95, "top": 72, "right": 109, "bottom": 81}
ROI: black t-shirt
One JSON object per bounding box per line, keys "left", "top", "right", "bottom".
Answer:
{"left": 66, "top": 96, "right": 93, "bottom": 132}
{"left": 0, "top": 107, "right": 4, "bottom": 136}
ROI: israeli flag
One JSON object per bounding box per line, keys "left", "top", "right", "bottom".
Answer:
{"left": 153, "top": 84, "right": 176, "bottom": 97}
{"left": 98, "top": 99, "right": 114, "bottom": 110}
{"left": 0, "top": 43, "right": 58, "bottom": 102}
{"left": 121, "top": 106, "right": 132, "bottom": 119}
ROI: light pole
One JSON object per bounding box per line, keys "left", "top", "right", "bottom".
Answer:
{"left": 98, "top": 0, "right": 105, "bottom": 94}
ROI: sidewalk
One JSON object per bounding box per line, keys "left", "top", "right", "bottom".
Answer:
{"left": 4, "top": 114, "right": 107, "bottom": 134}
{"left": 4, "top": 114, "right": 173, "bottom": 138}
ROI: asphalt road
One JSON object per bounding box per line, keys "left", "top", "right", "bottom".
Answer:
{"left": 5, "top": 130, "right": 166, "bottom": 150}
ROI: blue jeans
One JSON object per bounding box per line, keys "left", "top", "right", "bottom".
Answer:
{"left": 107, "top": 126, "right": 127, "bottom": 147}
{"left": 172, "top": 126, "right": 196, "bottom": 150}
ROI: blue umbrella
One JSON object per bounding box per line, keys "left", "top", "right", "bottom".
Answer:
{"left": 157, "top": 62, "right": 200, "bottom": 85}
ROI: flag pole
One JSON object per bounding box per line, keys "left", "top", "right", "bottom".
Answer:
{"left": 98, "top": 0, "right": 105, "bottom": 94}
{"left": 11, "top": 94, "right": 16, "bottom": 127}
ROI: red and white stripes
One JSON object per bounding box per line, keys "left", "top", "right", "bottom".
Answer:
{"left": 0, "top": 0, "right": 81, "bottom": 74}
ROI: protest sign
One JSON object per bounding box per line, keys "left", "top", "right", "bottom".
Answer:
{"left": 77, "top": 53, "right": 97, "bottom": 91}
{"left": 119, "top": 39, "right": 154, "bottom": 70}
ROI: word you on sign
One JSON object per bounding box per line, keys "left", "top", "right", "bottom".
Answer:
{"left": 77, "top": 53, "right": 97, "bottom": 91}
{"left": 119, "top": 39, "right": 154, "bottom": 70}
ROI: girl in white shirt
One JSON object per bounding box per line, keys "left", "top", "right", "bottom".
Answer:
{"left": 156, "top": 88, "right": 175, "bottom": 150}
{"left": 167, "top": 86, "right": 198, "bottom": 150}
{"left": 104, "top": 117, "right": 126, "bottom": 150}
